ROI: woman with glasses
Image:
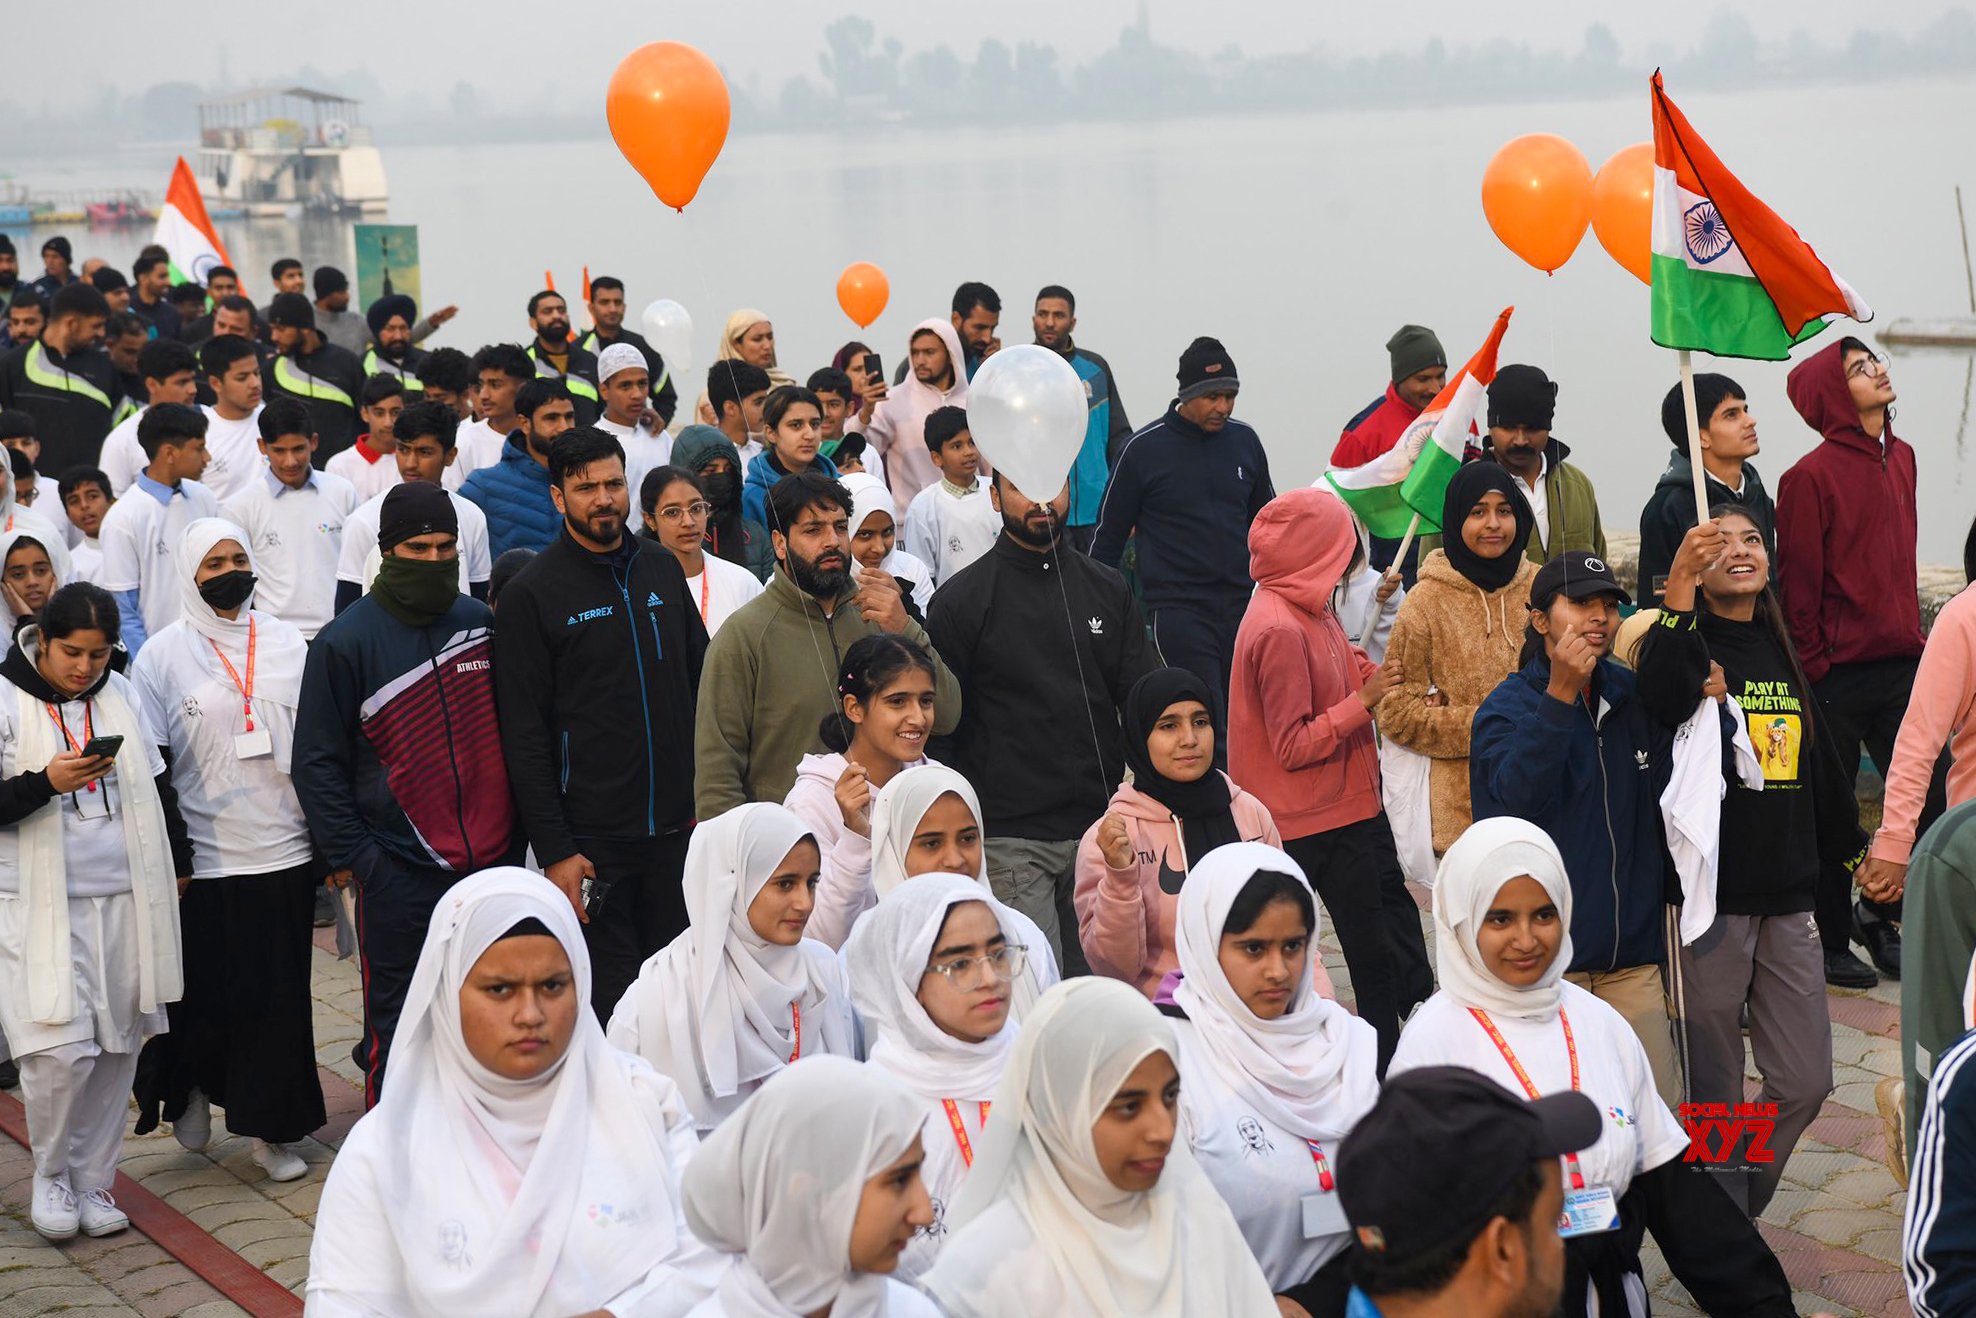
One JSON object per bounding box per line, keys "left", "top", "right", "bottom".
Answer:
{"left": 606, "top": 803, "right": 857, "bottom": 1133}
{"left": 638, "top": 465, "right": 762, "bottom": 637}
{"left": 845, "top": 874, "right": 1030, "bottom": 1278}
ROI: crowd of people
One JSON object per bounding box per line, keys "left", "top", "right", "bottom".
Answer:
{"left": 0, "top": 229, "right": 1966, "bottom": 1316}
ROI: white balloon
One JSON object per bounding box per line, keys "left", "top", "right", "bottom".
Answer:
{"left": 640, "top": 298, "right": 695, "bottom": 372}
{"left": 966, "top": 345, "right": 1088, "bottom": 504}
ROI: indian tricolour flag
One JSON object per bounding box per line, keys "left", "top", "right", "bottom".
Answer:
{"left": 153, "top": 157, "right": 236, "bottom": 290}
{"left": 1650, "top": 70, "right": 1869, "bottom": 361}
{"left": 1324, "top": 307, "right": 1513, "bottom": 537}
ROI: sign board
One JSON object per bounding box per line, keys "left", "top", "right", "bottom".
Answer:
{"left": 354, "top": 223, "right": 420, "bottom": 314}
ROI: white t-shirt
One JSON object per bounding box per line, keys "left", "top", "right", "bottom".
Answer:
{"left": 453, "top": 418, "right": 509, "bottom": 478}
{"left": 683, "top": 552, "right": 764, "bottom": 637}
{"left": 898, "top": 1092, "right": 994, "bottom": 1281}
{"left": 1171, "top": 1017, "right": 1362, "bottom": 1290}
{"left": 1389, "top": 983, "right": 1689, "bottom": 1201}
{"left": 222, "top": 469, "right": 357, "bottom": 639}
{"left": 69, "top": 537, "right": 103, "bottom": 585}
{"left": 197, "top": 405, "right": 265, "bottom": 504}
{"left": 337, "top": 487, "right": 493, "bottom": 588}
{"left": 100, "top": 412, "right": 146, "bottom": 496}
{"left": 902, "top": 475, "right": 1000, "bottom": 588}
{"left": 129, "top": 617, "right": 312, "bottom": 877}
{"left": 96, "top": 478, "right": 223, "bottom": 641}
{"left": 323, "top": 442, "right": 403, "bottom": 504}
{"left": 598, "top": 416, "right": 674, "bottom": 505}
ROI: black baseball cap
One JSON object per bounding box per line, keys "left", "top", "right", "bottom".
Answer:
{"left": 1337, "top": 1066, "right": 1601, "bottom": 1261}
{"left": 1529, "top": 550, "right": 1631, "bottom": 611}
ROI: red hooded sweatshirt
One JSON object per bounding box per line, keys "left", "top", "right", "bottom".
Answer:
{"left": 1330, "top": 382, "right": 1421, "bottom": 469}
{"left": 1229, "top": 486, "right": 1384, "bottom": 839}
{"left": 1777, "top": 339, "right": 1924, "bottom": 683}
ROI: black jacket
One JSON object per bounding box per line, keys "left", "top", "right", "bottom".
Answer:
{"left": 927, "top": 533, "right": 1157, "bottom": 839}
{"left": 0, "top": 339, "right": 124, "bottom": 476}
{"left": 1636, "top": 450, "right": 1775, "bottom": 607}
{"left": 493, "top": 528, "right": 708, "bottom": 864}
{"left": 527, "top": 342, "right": 602, "bottom": 427}
{"left": 263, "top": 336, "right": 365, "bottom": 461}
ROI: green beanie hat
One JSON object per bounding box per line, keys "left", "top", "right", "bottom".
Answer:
{"left": 1387, "top": 324, "right": 1446, "bottom": 383}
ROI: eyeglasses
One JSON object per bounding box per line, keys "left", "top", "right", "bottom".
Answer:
{"left": 1845, "top": 352, "right": 1888, "bottom": 381}
{"left": 924, "top": 943, "right": 1028, "bottom": 991}
{"left": 655, "top": 501, "right": 713, "bottom": 523}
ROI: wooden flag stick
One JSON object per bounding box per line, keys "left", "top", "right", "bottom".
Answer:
{"left": 1362, "top": 512, "right": 1422, "bottom": 644}
{"left": 1677, "top": 349, "right": 1709, "bottom": 525}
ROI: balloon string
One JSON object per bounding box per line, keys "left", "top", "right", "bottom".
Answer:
{"left": 1042, "top": 524, "right": 1116, "bottom": 815}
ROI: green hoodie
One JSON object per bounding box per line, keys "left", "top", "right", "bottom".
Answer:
{"left": 1904, "top": 797, "right": 1976, "bottom": 1155}
{"left": 694, "top": 567, "right": 962, "bottom": 815}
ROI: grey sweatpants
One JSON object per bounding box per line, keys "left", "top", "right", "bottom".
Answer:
{"left": 1673, "top": 910, "right": 1833, "bottom": 1218}
{"left": 985, "top": 837, "right": 1086, "bottom": 976}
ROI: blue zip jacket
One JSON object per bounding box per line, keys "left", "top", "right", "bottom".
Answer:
{"left": 1059, "top": 344, "right": 1131, "bottom": 529}
{"left": 459, "top": 435, "right": 562, "bottom": 559}
{"left": 742, "top": 450, "right": 838, "bottom": 530}
{"left": 1469, "top": 657, "right": 1673, "bottom": 974}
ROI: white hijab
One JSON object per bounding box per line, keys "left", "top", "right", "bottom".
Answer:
{"left": 1171, "top": 842, "right": 1379, "bottom": 1144}
{"left": 173, "top": 518, "right": 306, "bottom": 751}
{"left": 926, "top": 978, "right": 1277, "bottom": 1318}
{"left": 846, "top": 874, "right": 1020, "bottom": 1103}
{"left": 1432, "top": 817, "right": 1576, "bottom": 1022}
{"left": 0, "top": 524, "right": 71, "bottom": 645}
{"left": 620, "top": 803, "right": 845, "bottom": 1119}
{"left": 330, "top": 868, "right": 688, "bottom": 1317}
{"left": 841, "top": 470, "right": 932, "bottom": 605}
{"left": 683, "top": 1056, "right": 925, "bottom": 1317}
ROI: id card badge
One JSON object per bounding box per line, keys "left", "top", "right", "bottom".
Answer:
{"left": 1301, "top": 1191, "right": 1350, "bottom": 1239}
{"left": 235, "top": 727, "right": 274, "bottom": 760}
{"left": 1557, "top": 1185, "right": 1620, "bottom": 1238}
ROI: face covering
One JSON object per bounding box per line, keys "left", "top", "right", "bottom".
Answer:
{"left": 372, "top": 554, "right": 459, "bottom": 627}
{"left": 197, "top": 569, "right": 257, "bottom": 612}
{"left": 703, "top": 471, "right": 739, "bottom": 515}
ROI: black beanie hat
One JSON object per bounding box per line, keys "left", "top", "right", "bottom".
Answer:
{"left": 1487, "top": 363, "right": 1557, "bottom": 431}
{"left": 41, "top": 236, "right": 71, "bottom": 262}
{"left": 267, "top": 292, "right": 316, "bottom": 330}
{"left": 367, "top": 293, "right": 417, "bottom": 337}
{"left": 0, "top": 234, "right": 14, "bottom": 257}
{"left": 1177, "top": 336, "right": 1238, "bottom": 402}
{"left": 313, "top": 265, "right": 349, "bottom": 299}
{"left": 379, "top": 481, "right": 458, "bottom": 552}
{"left": 1387, "top": 324, "right": 1446, "bottom": 383}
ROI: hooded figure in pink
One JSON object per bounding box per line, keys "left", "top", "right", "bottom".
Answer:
{"left": 862, "top": 317, "right": 969, "bottom": 506}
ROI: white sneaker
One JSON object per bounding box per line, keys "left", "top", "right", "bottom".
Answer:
{"left": 173, "top": 1088, "right": 212, "bottom": 1150}
{"left": 251, "top": 1139, "right": 307, "bottom": 1183}
{"left": 77, "top": 1187, "right": 128, "bottom": 1237}
{"left": 31, "top": 1173, "right": 77, "bottom": 1240}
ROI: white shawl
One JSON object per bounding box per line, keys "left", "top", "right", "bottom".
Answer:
{"left": 1662, "top": 695, "right": 1764, "bottom": 946}
{"left": 1432, "top": 817, "right": 1576, "bottom": 1022}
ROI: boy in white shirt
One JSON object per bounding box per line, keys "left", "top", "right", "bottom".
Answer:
{"left": 221, "top": 397, "right": 356, "bottom": 640}
{"left": 595, "top": 342, "right": 671, "bottom": 498}
{"left": 58, "top": 467, "right": 114, "bottom": 583}
{"left": 96, "top": 401, "right": 220, "bottom": 652}
{"left": 194, "top": 335, "right": 267, "bottom": 503}
{"left": 99, "top": 338, "right": 201, "bottom": 496}
{"left": 901, "top": 405, "right": 999, "bottom": 587}
{"left": 453, "top": 343, "right": 532, "bottom": 478}
{"left": 324, "top": 375, "right": 406, "bottom": 503}
{"left": 335, "top": 399, "right": 491, "bottom": 613}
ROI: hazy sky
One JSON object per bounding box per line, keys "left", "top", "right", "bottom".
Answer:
{"left": 21, "top": 0, "right": 1959, "bottom": 111}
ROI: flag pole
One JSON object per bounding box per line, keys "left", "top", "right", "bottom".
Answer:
{"left": 1677, "top": 349, "right": 1709, "bottom": 525}
{"left": 1362, "top": 512, "right": 1422, "bottom": 643}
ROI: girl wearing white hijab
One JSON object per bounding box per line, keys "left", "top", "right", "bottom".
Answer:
{"left": 1166, "top": 842, "right": 1379, "bottom": 1317}
{"left": 305, "top": 868, "right": 726, "bottom": 1317}
{"left": 841, "top": 471, "right": 935, "bottom": 616}
{"left": 127, "top": 519, "right": 322, "bottom": 1182}
{"left": 680, "top": 1055, "right": 942, "bottom": 1317}
{"left": 844, "top": 874, "right": 1028, "bottom": 1277}
{"left": 1389, "top": 817, "right": 1797, "bottom": 1318}
{"left": 0, "top": 525, "right": 71, "bottom": 655}
{"left": 920, "top": 977, "right": 1278, "bottom": 1318}
{"left": 607, "top": 803, "right": 857, "bottom": 1132}
{"left": 867, "top": 764, "right": 1058, "bottom": 1017}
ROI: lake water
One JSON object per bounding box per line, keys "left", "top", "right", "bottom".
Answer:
{"left": 19, "top": 77, "right": 1976, "bottom": 560}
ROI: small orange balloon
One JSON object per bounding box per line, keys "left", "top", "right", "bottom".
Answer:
{"left": 837, "top": 262, "right": 890, "bottom": 329}
{"left": 1481, "top": 133, "right": 1595, "bottom": 274}
{"left": 1591, "top": 143, "right": 1655, "bottom": 285}
{"left": 607, "top": 42, "right": 731, "bottom": 211}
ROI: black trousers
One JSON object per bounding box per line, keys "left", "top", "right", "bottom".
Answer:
{"left": 1284, "top": 814, "right": 1433, "bottom": 1073}
{"left": 133, "top": 866, "right": 327, "bottom": 1143}
{"left": 1149, "top": 595, "right": 1250, "bottom": 771}
{"left": 350, "top": 850, "right": 461, "bottom": 1107}
{"left": 1813, "top": 657, "right": 1947, "bottom": 951}
{"left": 580, "top": 829, "right": 694, "bottom": 1023}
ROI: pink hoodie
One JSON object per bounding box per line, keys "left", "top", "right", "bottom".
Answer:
{"left": 1229, "top": 487, "right": 1384, "bottom": 839}
{"left": 862, "top": 317, "right": 969, "bottom": 506}
{"left": 1872, "top": 585, "right": 1976, "bottom": 863}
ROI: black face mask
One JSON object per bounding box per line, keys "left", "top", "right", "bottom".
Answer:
{"left": 702, "top": 471, "right": 738, "bottom": 514}
{"left": 197, "top": 569, "right": 257, "bottom": 612}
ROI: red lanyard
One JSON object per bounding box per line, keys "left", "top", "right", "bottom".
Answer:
{"left": 1470, "top": 1007, "right": 1587, "bottom": 1190}
{"left": 45, "top": 700, "right": 98, "bottom": 792}
{"left": 698, "top": 569, "right": 711, "bottom": 625}
{"left": 207, "top": 618, "right": 258, "bottom": 731}
{"left": 1304, "top": 1139, "right": 1336, "bottom": 1192}
{"left": 942, "top": 1099, "right": 991, "bottom": 1168}
{"left": 789, "top": 1000, "right": 801, "bottom": 1062}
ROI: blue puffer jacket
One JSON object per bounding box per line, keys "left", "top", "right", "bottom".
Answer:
{"left": 742, "top": 450, "right": 838, "bottom": 530}
{"left": 460, "top": 435, "right": 562, "bottom": 559}
{"left": 1469, "top": 656, "right": 1674, "bottom": 975}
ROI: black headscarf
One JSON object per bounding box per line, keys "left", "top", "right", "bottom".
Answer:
{"left": 1439, "top": 460, "right": 1535, "bottom": 593}
{"left": 1122, "top": 667, "right": 1241, "bottom": 870}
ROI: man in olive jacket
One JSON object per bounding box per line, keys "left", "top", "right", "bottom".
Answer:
{"left": 694, "top": 470, "right": 961, "bottom": 815}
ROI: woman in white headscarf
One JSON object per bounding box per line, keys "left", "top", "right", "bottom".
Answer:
{"left": 693, "top": 309, "right": 797, "bottom": 425}
{"left": 127, "top": 519, "right": 322, "bottom": 1183}
{"left": 1165, "top": 842, "right": 1378, "bottom": 1317}
{"left": 841, "top": 471, "right": 935, "bottom": 617}
{"left": 0, "top": 525, "right": 71, "bottom": 655}
{"left": 680, "top": 1055, "right": 942, "bottom": 1317}
{"left": 607, "top": 803, "right": 856, "bottom": 1132}
{"left": 1389, "top": 817, "right": 1797, "bottom": 1318}
{"left": 867, "top": 764, "right": 1058, "bottom": 1017}
{"left": 920, "top": 976, "right": 1277, "bottom": 1317}
{"left": 305, "top": 868, "right": 727, "bottom": 1317}
{"left": 844, "top": 874, "right": 1028, "bottom": 1278}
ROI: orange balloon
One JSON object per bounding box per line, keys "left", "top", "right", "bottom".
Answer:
{"left": 607, "top": 42, "right": 730, "bottom": 211}
{"left": 1591, "top": 143, "right": 1655, "bottom": 285}
{"left": 837, "top": 262, "right": 890, "bottom": 329}
{"left": 1481, "top": 133, "right": 1594, "bottom": 274}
